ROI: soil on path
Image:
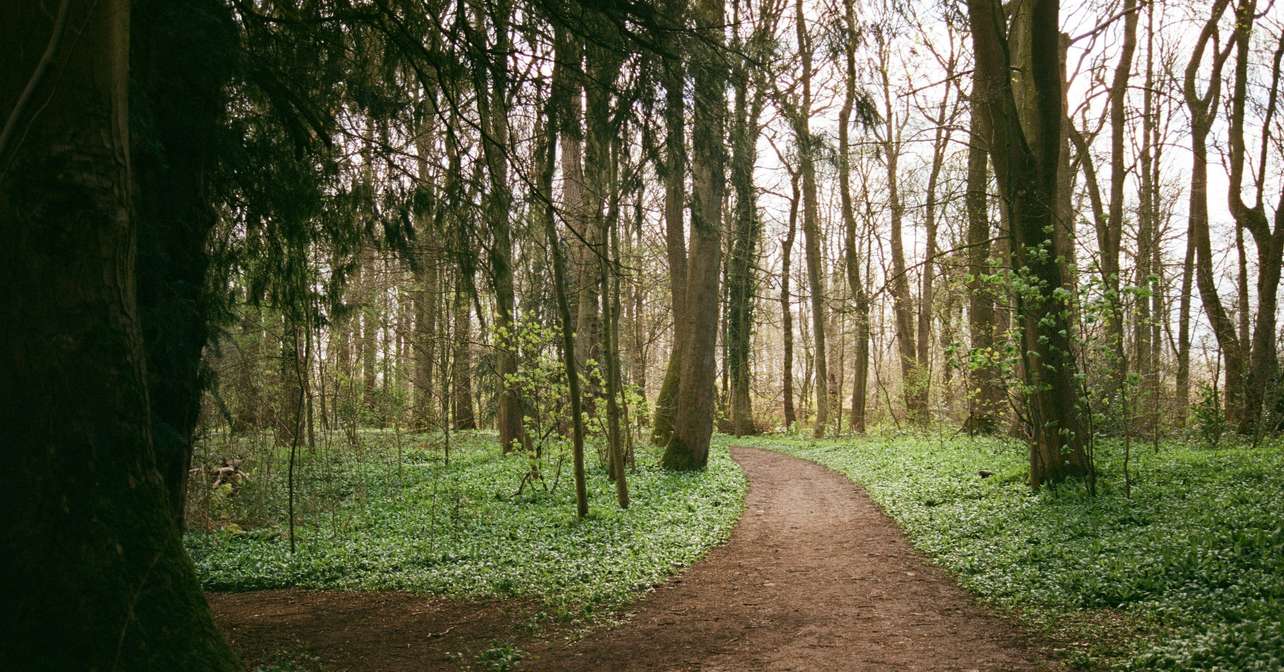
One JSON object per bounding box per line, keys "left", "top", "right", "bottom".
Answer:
{"left": 210, "top": 446, "right": 1055, "bottom": 671}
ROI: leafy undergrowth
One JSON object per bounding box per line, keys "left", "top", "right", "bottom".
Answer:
{"left": 187, "top": 430, "right": 745, "bottom": 623}
{"left": 731, "top": 432, "right": 1284, "bottom": 671}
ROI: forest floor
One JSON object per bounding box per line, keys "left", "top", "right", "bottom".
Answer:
{"left": 210, "top": 446, "right": 1054, "bottom": 671}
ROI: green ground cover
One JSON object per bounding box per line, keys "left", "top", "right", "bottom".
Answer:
{"left": 187, "top": 430, "right": 746, "bottom": 621}
{"left": 730, "top": 432, "right": 1284, "bottom": 671}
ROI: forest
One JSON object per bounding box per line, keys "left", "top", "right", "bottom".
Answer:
{"left": 2, "top": 0, "right": 1283, "bottom": 670}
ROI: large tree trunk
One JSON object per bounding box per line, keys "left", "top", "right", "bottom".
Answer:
{"left": 1225, "top": 0, "right": 1284, "bottom": 435}
{"left": 662, "top": 0, "right": 725, "bottom": 469}
{"left": 0, "top": 1, "right": 237, "bottom": 665}
{"left": 968, "top": 0, "right": 1091, "bottom": 488}
{"left": 451, "top": 279, "right": 476, "bottom": 430}
{"left": 539, "top": 42, "right": 588, "bottom": 515}
{"left": 651, "top": 0, "right": 688, "bottom": 446}
{"left": 412, "top": 128, "right": 440, "bottom": 431}
{"left": 132, "top": 0, "right": 236, "bottom": 528}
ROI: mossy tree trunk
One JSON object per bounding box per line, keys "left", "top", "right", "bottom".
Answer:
{"left": 0, "top": 0, "right": 237, "bottom": 666}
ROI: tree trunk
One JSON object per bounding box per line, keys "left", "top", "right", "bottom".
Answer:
{"left": 727, "top": 29, "right": 764, "bottom": 437}
{"left": 1225, "top": 0, "right": 1284, "bottom": 434}
{"left": 451, "top": 278, "right": 476, "bottom": 430}
{"left": 964, "top": 113, "right": 1004, "bottom": 434}
{"left": 543, "top": 29, "right": 589, "bottom": 516}
{"left": 781, "top": 171, "right": 800, "bottom": 429}
{"left": 132, "top": 0, "right": 236, "bottom": 528}
{"left": 412, "top": 126, "right": 439, "bottom": 430}
{"left": 968, "top": 0, "right": 1091, "bottom": 488}
{"left": 794, "top": 0, "right": 829, "bottom": 437}
{"left": 0, "top": 1, "right": 237, "bottom": 665}
{"left": 1183, "top": 0, "right": 1243, "bottom": 426}
{"left": 878, "top": 56, "right": 923, "bottom": 425}
{"left": 662, "top": 0, "right": 726, "bottom": 469}
{"left": 837, "top": 0, "right": 869, "bottom": 433}
{"left": 652, "top": 0, "right": 688, "bottom": 445}
{"left": 468, "top": 0, "right": 522, "bottom": 451}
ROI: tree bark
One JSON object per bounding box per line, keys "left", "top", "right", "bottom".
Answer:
{"left": 651, "top": 0, "right": 688, "bottom": 446}
{"left": 968, "top": 0, "right": 1091, "bottom": 488}
{"left": 539, "top": 40, "right": 588, "bottom": 516}
{"left": 781, "top": 170, "right": 800, "bottom": 429}
{"left": 1225, "top": 0, "right": 1284, "bottom": 434}
{"left": 838, "top": 0, "right": 869, "bottom": 433}
{"left": 877, "top": 50, "right": 924, "bottom": 425}
{"left": 0, "top": 1, "right": 237, "bottom": 665}
{"left": 793, "top": 0, "right": 829, "bottom": 437}
{"left": 1183, "top": 0, "right": 1243, "bottom": 426}
{"left": 726, "top": 14, "right": 766, "bottom": 436}
{"left": 451, "top": 277, "right": 476, "bottom": 430}
{"left": 964, "top": 110, "right": 1004, "bottom": 434}
{"left": 468, "top": 0, "right": 522, "bottom": 451}
{"left": 662, "top": 0, "right": 726, "bottom": 469}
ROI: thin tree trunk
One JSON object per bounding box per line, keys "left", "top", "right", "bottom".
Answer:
{"left": 451, "top": 277, "right": 476, "bottom": 430}
{"left": 781, "top": 171, "right": 800, "bottom": 429}
{"left": 839, "top": 0, "right": 869, "bottom": 432}
{"left": 539, "top": 42, "right": 588, "bottom": 515}
{"left": 878, "top": 56, "right": 923, "bottom": 424}
{"left": 1183, "top": 0, "right": 1243, "bottom": 426}
{"left": 964, "top": 112, "right": 1004, "bottom": 433}
{"left": 794, "top": 0, "right": 829, "bottom": 437}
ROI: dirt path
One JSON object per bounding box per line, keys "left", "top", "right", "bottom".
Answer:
{"left": 211, "top": 446, "right": 1054, "bottom": 671}
{"left": 518, "top": 446, "right": 1051, "bottom": 671}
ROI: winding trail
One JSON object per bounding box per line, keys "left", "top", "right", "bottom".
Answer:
{"left": 519, "top": 447, "right": 1051, "bottom": 671}
{"left": 211, "top": 446, "right": 1054, "bottom": 671}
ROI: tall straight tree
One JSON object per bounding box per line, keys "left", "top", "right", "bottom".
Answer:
{"left": 787, "top": 0, "right": 830, "bottom": 437}
{"left": 963, "top": 104, "right": 1004, "bottom": 433}
{"left": 726, "top": 0, "right": 777, "bottom": 436}
{"left": 838, "top": 0, "right": 870, "bottom": 433}
{"left": 662, "top": 0, "right": 726, "bottom": 469}
{"left": 466, "top": 0, "right": 523, "bottom": 451}
{"left": 1, "top": 0, "right": 237, "bottom": 665}
{"left": 539, "top": 29, "right": 588, "bottom": 516}
{"left": 967, "top": 0, "right": 1091, "bottom": 487}
{"left": 651, "top": 0, "right": 688, "bottom": 446}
